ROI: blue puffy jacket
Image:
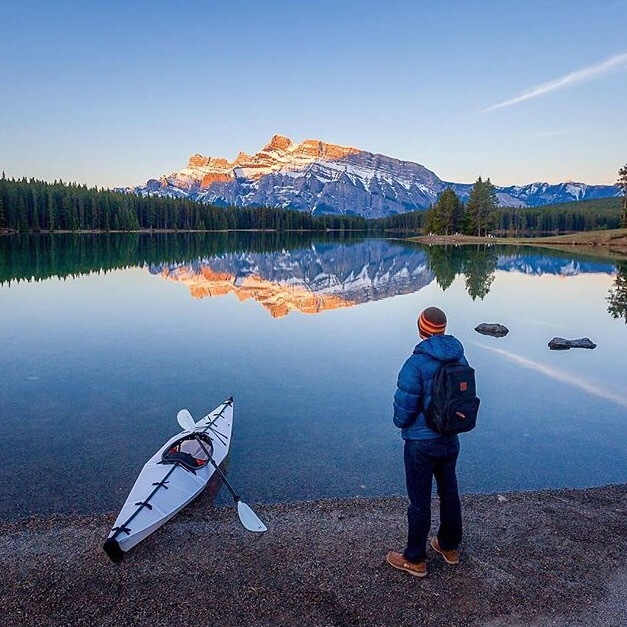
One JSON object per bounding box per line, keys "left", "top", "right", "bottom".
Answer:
{"left": 393, "top": 334, "right": 467, "bottom": 440}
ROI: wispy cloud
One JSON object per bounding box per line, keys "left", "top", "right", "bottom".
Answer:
{"left": 473, "top": 343, "right": 627, "bottom": 409}
{"left": 482, "top": 51, "right": 627, "bottom": 113}
{"left": 523, "top": 125, "right": 594, "bottom": 140}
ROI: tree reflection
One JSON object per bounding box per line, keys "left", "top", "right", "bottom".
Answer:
{"left": 424, "top": 244, "right": 497, "bottom": 300}
{"left": 424, "top": 245, "right": 465, "bottom": 290}
{"left": 0, "top": 232, "right": 362, "bottom": 285}
{"left": 463, "top": 245, "right": 498, "bottom": 300}
{"left": 607, "top": 262, "right": 627, "bottom": 323}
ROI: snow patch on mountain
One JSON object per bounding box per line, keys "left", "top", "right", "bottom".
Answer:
{"left": 125, "top": 135, "right": 619, "bottom": 217}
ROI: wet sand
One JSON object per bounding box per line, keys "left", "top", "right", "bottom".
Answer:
{"left": 1, "top": 484, "right": 625, "bottom": 627}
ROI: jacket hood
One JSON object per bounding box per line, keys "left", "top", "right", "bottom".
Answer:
{"left": 414, "top": 334, "right": 464, "bottom": 363}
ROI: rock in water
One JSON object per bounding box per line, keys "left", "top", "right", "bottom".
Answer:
{"left": 548, "top": 337, "right": 597, "bottom": 350}
{"left": 475, "top": 323, "right": 509, "bottom": 337}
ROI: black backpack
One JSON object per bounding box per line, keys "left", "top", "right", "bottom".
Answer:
{"left": 425, "top": 362, "right": 480, "bottom": 435}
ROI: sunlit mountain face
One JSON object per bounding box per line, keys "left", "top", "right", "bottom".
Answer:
{"left": 146, "top": 241, "right": 617, "bottom": 316}
{"left": 125, "top": 134, "right": 619, "bottom": 217}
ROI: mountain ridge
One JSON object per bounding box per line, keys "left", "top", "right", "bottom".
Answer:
{"left": 127, "top": 135, "right": 619, "bottom": 218}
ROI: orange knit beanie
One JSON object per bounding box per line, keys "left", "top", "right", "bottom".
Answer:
{"left": 418, "top": 307, "right": 447, "bottom": 338}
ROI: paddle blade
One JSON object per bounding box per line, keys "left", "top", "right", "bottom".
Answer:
{"left": 237, "top": 501, "right": 267, "bottom": 533}
{"left": 176, "top": 409, "right": 196, "bottom": 432}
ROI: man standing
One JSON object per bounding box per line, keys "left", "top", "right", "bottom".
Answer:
{"left": 386, "top": 306, "right": 466, "bottom": 577}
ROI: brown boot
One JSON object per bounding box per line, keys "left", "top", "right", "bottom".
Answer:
{"left": 430, "top": 537, "right": 459, "bottom": 565}
{"left": 386, "top": 551, "right": 427, "bottom": 577}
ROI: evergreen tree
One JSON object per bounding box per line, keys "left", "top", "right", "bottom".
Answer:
{"left": 465, "top": 177, "right": 498, "bottom": 236}
{"left": 0, "top": 176, "right": 622, "bottom": 235}
{"left": 617, "top": 163, "right": 627, "bottom": 228}
{"left": 16, "top": 194, "right": 28, "bottom": 232}
{"left": 423, "top": 203, "right": 441, "bottom": 234}
{"left": 437, "top": 188, "right": 463, "bottom": 235}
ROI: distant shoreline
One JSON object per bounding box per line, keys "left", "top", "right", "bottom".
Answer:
{"left": 0, "top": 228, "right": 363, "bottom": 236}
{"left": 3, "top": 227, "right": 627, "bottom": 261}
{"left": 405, "top": 229, "right": 627, "bottom": 262}
{"left": 2, "top": 227, "right": 626, "bottom": 244}
{"left": 406, "top": 228, "right": 627, "bottom": 247}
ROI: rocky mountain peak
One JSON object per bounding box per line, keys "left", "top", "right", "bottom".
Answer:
{"left": 263, "top": 134, "right": 293, "bottom": 152}
{"left": 235, "top": 151, "right": 251, "bottom": 165}
{"left": 187, "top": 154, "right": 209, "bottom": 168}
{"left": 131, "top": 135, "right": 619, "bottom": 218}
{"left": 295, "top": 138, "right": 360, "bottom": 160}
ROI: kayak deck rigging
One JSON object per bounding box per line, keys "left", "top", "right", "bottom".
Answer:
{"left": 104, "top": 397, "right": 234, "bottom": 563}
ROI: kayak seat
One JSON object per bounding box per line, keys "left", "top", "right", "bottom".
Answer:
{"left": 162, "top": 451, "right": 200, "bottom": 470}
{"left": 161, "top": 434, "right": 212, "bottom": 470}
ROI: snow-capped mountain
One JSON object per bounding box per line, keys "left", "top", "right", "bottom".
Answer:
{"left": 127, "top": 135, "right": 618, "bottom": 218}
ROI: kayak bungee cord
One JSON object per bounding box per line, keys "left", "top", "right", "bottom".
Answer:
{"left": 111, "top": 464, "right": 178, "bottom": 537}
{"left": 197, "top": 398, "right": 233, "bottom": 445}
{"left": 104, "top": 397, "right": 237, "bottom": 563}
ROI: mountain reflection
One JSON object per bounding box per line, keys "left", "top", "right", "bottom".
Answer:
{"left": 147, "top": 240, "right": 616, "bottom": 317}
{"left": 0, "top": 233, "right": 618, "bottom": 318}
{"left": 149, "top": 241, "right": 433, "bottom": 317}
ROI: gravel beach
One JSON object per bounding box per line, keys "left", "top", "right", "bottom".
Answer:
{"left": 1, "top": 484, "right": 625, "bottom": 627}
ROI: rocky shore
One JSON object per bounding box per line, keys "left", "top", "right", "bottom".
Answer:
{"left": 1, "top": 484, "right": 625, "bottom": 627}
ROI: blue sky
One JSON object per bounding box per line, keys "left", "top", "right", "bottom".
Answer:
{"left": 1, "top": 0, "right": 625, "bottom": 188}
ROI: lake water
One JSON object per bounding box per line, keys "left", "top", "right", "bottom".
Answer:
{"left": 1, "top": 233, "right": 626, "bottom": 520}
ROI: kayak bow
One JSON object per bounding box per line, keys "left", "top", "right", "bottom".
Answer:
{"left": 103, "top": 397, "right": 233, "bottom": 562}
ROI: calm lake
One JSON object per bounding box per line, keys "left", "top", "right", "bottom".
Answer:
{"left": 1, "top": 233, "right": 626, "bottom": 520}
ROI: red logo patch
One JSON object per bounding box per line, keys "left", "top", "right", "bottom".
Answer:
{"left": 460, "top": 381, "right": 468, "bottom": 392}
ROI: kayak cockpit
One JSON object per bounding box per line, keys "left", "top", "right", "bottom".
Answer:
{"left": 161, "top": 433, "right": 213, "bottom": 471}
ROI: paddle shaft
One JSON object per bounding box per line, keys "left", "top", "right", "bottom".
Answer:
{"left": 192, "top": 434, "right": 240, "bottom": 501}
{"left": 192, "top": 413, "right": 266, "bottom": 533}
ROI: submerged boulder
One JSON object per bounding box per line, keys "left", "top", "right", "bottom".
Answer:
{"left": 548, "top": 337, "right": 597, "bottom": 350}
{"left": 475, "top": 323, "right": 509, "bottom": 337}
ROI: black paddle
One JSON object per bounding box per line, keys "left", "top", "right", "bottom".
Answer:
{"left": 177, "top": 409, "right": 267, "bottom": 533}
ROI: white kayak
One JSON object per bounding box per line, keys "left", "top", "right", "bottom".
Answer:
{"left": 104, "top": 397, "right": 235, "bottom": 562}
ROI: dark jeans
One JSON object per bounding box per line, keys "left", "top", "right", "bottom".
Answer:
{"left": 403, "top": 437, "right": 462, "bottom": 562}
